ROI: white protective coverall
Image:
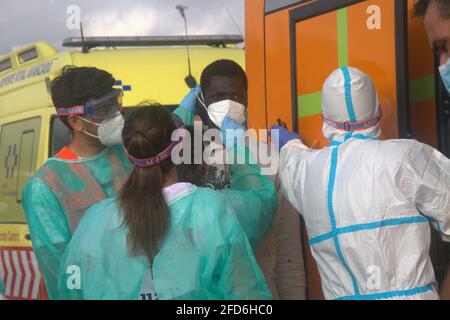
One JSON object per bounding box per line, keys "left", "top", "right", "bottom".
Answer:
{"left": 279, "top": 67, "right": 450, "bottom": 300}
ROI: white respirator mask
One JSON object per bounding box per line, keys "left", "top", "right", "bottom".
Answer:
{"left": 197, "top": 92, "right": 246, "bottom": 129}
{"left": 78, "top": 112, "right": 125, "bottom": 146}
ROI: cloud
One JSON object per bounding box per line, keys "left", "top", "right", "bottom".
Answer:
{"left": 0, "top": 0, "right": 244, "bottom": 55}
{"left": 83, "top": 1, "right": 242, "bottom": 37}
{"left": 84, "top": 6, "right": 159, "bottom": 37}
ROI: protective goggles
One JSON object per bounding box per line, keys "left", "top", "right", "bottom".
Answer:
{"left": 56, "top": 89, "right": 123, "bottom": 121}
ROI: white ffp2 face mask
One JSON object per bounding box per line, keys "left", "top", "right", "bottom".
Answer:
{"left": 79, "top": 112, "right": 125, "bottom": 146}
{"left": 197, "top": 97, "right": 246, "bottom": 129}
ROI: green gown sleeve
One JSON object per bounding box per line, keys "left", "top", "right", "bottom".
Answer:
{"left": 188, "top": 189, "right": 271, "bottom": 300}
{"left": 215, "top": 207, "right": 272, "bottom": 300}
{"left": 173, "top": 106, "right": 195, "bottom": 126}
{"left": 220, "top": 145, "right": 278, "bottom": 249}
{"left": 22, "top": 177, "right": 72, "bottom": 300}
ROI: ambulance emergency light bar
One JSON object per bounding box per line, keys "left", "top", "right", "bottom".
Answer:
{"left": 62, "top": 35, "right": 244, "bottom": 51}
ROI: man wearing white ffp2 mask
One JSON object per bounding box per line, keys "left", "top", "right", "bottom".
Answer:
{"left": 78, "top": 112, "right": 125, "bottom": 146}
{"left": 196, "top": 65, "right": 248, "bottom": 130}
{"left": 22, "top": 66, "right": 133, "bottom": 299}
{"left": 198, "top": 98, "right": 246, "bottom": 129}
{"left": 173, "top": 59, "right": 308, "bottom": 300}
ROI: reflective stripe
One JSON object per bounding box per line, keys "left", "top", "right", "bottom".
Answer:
{"left": 29, "top": 252, "right": 41, "bottom": 299}
{"left": 0, "top": 248, "right": 43, "bottom": 300}
{"left": 341, "top": 67, "right": 357, "bottom": 122}
{"left": 310, "top": 216, "right": 429, "bottom": 245}
{"left": 2, "top": 250, "right": 12, "bottom": 296}
{"left": 335, "top": 284, "right": 433, "bottom": 300}
{"left": 11, "top": 251, "right": 22, "bottom": 297}
{"left": 327, "top": 147, "right": 360, "bottom": 295}
{"left": 21, "top": 251, "right": 31, "bottom": 299}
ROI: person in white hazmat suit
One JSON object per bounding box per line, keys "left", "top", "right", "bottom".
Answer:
{"left": 271, "top": 67, "right": 450, "bottom": 300}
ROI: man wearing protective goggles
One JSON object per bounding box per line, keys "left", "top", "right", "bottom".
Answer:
{"left": 22, "top": 66, "right": 133, "bottom": 299}
{"left": 56, "top": 87, "right": 124, "bottom": 146}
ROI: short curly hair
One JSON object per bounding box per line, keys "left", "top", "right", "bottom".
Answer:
{"left": 414, "top": 0, "right": 450, "bottom": 18}
{"left": 200, "top": 59, "right": 247, "bottom": 93}
{"left": 51, "top": 66, "right": 116, "bottom": 129}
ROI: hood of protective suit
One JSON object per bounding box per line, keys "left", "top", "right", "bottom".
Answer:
{"left": 322, "top": 67, "right": 381, "bottom": 142}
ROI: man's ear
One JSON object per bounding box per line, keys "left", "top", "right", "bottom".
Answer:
{"left": 67, "top": 116, "right": 84, "bottom": 133}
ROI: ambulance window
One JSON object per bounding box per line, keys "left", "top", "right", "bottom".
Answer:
{"left": 50, "top": 117, "right": 71, "bottom": 157}
{"left": 17, "top": 131, "right": 35, "bottom": 202}
{"left": 18, "top": 48, "right": 38, "bottom": 64}
{"left": 0, "top": 58, "right": 12, "bottom": 72}
{"left": 0, "top": 117, "right": 41, "bottom": 224}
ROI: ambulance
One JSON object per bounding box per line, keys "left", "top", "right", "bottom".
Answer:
{"left": 0, "top": 35, "right": 244, "bottom": 299}
{"left": 245, "top": 0, "right": 450, "bottom": 299}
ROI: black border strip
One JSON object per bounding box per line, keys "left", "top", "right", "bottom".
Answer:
{"left": 289, "top": 0, "right": 411, "bottom": 137}
{"left": 289, "top": 12, "right": 299, "bottom": 133}
{"left": 395, "top": 0, "right": 412, "bottom": 138}
{"left": 289, "top": 0, "right": 363, "bottom": 133}
{"left": 434, "top": 58, "right": 450, "bottom": 155}
{"left": 265, "top": 0, "right": 311, "bottom": 16}
{"left": 434, "top": 58, "right": 443, "bottom": 151}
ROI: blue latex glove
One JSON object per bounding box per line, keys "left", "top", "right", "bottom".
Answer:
{"left": 173, "top": 85, "right": 202, "bottom": 125}
{"left": 270, "top": 125, "right": 300, "bottom": 151}
{"left": 178, "top": 85, "right": 201, "bottom": 112}
{"left": 221, "top": 116, "right": 246, "bottom": 149}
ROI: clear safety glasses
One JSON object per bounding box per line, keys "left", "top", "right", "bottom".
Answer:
{"left": 84, "top": 89, "right": 123, "bottom": 120}
{"left": 56, "top": 89, "right": 124, "bottom": 121}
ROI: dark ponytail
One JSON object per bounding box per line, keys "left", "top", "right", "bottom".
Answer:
{"left": 119, "top": 106, "right": 176, "bottom": 264}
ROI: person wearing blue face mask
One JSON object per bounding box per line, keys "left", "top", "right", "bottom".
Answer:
{"left": 414, "top": 0, "right": 450, "bottom": 299}
{"left": 415, "top": 0, "right": 450, "bottom": 92}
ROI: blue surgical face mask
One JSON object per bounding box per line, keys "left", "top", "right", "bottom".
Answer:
{"left": 439, "top": 57, "right": 450, "bottom": 93}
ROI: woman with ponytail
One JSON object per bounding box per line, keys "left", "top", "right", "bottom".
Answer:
{"left": 57, "top": 105, "right": 276, "bottom": 300}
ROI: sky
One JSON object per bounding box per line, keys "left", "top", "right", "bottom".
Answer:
{"left": 0, "top": 0, "right": 245, "bottom": 56}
